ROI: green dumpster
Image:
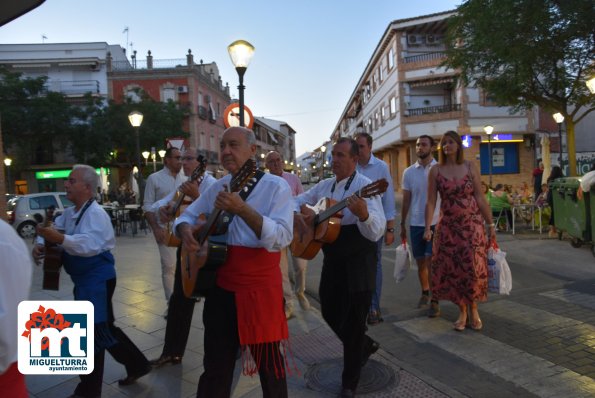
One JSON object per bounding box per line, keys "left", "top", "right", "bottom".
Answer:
{"left": 590, "top": 186, "right": 595, "bottom": 256}
{"left": 549, "top": 177, "right": 591, "bottom": 247}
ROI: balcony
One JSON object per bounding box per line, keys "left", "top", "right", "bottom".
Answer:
{"left": 404, "top": 103, "right": 463, "bottom": 123}
{"left": 401, "top": 52, "right": 446, "bottom": 71}
{"left": 45, "top": 80, "right": 100, "bottom": 96}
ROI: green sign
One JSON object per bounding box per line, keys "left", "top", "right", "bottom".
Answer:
{"left": 35, "top": 168, "right": 107, "bottom": 180}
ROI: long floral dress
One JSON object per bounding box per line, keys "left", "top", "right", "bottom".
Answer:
{"left": 431, "top": 163, "right": 488, "bottom": 305}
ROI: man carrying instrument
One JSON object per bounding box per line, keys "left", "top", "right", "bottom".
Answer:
{"left": 174, "top": 127, "right": 294, "bottom": 398}
{"left": 33, "top": 164, "right": 150, "bottom": 398}
{"left": 143, "top": 147, "right": 185, "bottom": 309}
{"left": 149, "top": 147, "right": 217, "bottom": 367}
{"left": 265, "top": 150, "right": 310, "bottom": 319}
{"left": 294, "top": 138, "right": 385, "bottom": 398}
{"left": 354, "top": 132, "right": 396, "bottom": 325}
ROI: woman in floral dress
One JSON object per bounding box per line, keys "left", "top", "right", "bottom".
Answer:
{"left": 423, "top": 131, "right": 496, "bottom": 331}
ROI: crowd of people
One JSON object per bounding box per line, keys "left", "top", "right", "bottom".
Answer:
{"left": 3, "top": 127, "right": 568, "bottom": 397}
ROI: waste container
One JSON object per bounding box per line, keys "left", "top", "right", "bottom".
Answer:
{"left": 590, "top": 186, "right": 595, "bottom": 256}
{"left": 550, "top": 177, "right": 591, "bottom": 247}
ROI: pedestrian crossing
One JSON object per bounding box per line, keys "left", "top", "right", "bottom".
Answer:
{"left": 393, "top": 295, "right": 595, "bottom": 398}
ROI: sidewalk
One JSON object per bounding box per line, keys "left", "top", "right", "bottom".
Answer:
{"left": 24, "top": 233, "right": 453, "bottom": 398}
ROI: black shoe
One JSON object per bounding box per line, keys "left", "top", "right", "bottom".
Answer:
{"left": 361, "top": 338, "right": 380, "bottom": 367}
{"left": 339, "top": 387, "right": 355, "bottom": 397}
{"left": 118, "top": 364, "right": 151, "bottom": 386}
{"left": 149, "top": 354, "right": 182, "bottom": 367}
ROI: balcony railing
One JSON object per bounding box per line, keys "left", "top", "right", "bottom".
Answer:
{"left": 405, "top": 103, "right": 461, "bottom": 116}
{"left": 45, "top": 80, "right": 100, "bottom": 95}
{"left": 111, "top": 59, "right": 187, "bottom": 71}
{"left": 403, "top": 52, "right": 446, "bottom": 63}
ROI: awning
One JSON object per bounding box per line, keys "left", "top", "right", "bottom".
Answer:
{"left": 408, "top": 77, "right": 453, "bottom": 88}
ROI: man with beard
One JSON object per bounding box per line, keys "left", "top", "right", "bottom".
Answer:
{"left": 400, "top": 135, "right": 441, "bottom": 317}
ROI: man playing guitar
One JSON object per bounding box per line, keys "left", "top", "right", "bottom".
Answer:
{"left": 174, "top": 127, "right": 294, "bottom": 398}
{"left": 149, "top": 147, "right": 217, "bottom": 367}
{"left": 293, "top": 138, "right": 386, "bottom": 397}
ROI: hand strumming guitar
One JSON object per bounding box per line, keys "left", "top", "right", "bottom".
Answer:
{"left": 178, "top": 219, "right": 205, "bottom": 255}
{"left": 159, "top": 202, "right": 175, "bottom": 223}
{"left": 179, "top": 180, "right": 199, "bottom": 200}
{"left": 36, "top": 225, "right": 65, "bottom": 245}
{"left": 294, "top": 206, "right": 316, "bottom": 240}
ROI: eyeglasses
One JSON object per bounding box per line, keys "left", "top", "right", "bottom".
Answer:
{"left": 168, "top": 156, "right": 182, "bottom": 160}
{"left": 181, "top": 156, "right": 195, "bottom": 161}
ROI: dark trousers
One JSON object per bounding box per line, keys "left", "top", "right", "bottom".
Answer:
{"left": 196, "top": 286, "right": 287, "bottom": 398}
{"left": 74, "top": 278, "right": 149, "bottom": 398}
{"left": 163, "top": 248, "right": 197, "bottom": 356}
{"left": 319, "top": 273, "right": 373, "bottom": 391}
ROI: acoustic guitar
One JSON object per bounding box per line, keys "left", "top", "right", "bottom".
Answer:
{"left": 180, "top": 159, "right": 257, "bottom": 298}
{"left": 41, "top": 206, "right": 63, "bottom": 290}
{"left": 290, "top": 178, "right": 388, "bottom": 260}
{"left": 165, "top": 156, "right": 207, "bottom": 247}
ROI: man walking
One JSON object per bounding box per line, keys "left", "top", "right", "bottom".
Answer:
{"left": 265, "top": 150, "right": 310, "bottom": 319}
{"left": 295, "top": 137, "right": 386, "bottom": 397}
{"left": 400, "top": 135, "right": 441, "bottom": 317}
{"left": 143, "top": 147, "right": 185, "bottom": 309}
{"left": 355, "top": 132, "right": 395, "bottom": 325}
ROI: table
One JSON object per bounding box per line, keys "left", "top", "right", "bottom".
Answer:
{"left": 102, "top": 205, "right": 145, "bottom": 236}
{"left": 512, "top": 203, "right": 542, "bottom": 235}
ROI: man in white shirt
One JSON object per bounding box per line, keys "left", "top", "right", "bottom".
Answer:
{"left": 294, "top": 137, "right": 386, "bottom": 397}
{"left": 143, "top": 147, "right": 184, "bottom": 305}
{"left": 175, "top": 127, "right": 294, "bottom": 398}
{"left": 355, "top": 132, "right": 396, "bottom": 325}
{"left": 0, "top": 219, "right": 32, "bottom": 398}
{"left": 265, "top": 150, "right": 310, "bottom": 319}
{"left": 400, "top": 135, "right": 441, "bottom": 317}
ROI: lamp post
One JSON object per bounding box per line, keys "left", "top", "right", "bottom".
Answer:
{"left": 320, "top": 145, "right": 327, "bottom": 180}
{"left": 227, "top": 40, "right": 255, "bottom": 127}
{"left": 552, "top": 112, "right": 564, "bottom": 166}
{"left": 128, "top": 110, "right": 144, "bottom": 204}
{"left": 142, "top": 150, "right": 150, "bottom": 167}
{"left": 484, "top": 125, "right": 494, "bottom": 187}
{"left": 4, "top": 157, "right": 12, "bottom": 194}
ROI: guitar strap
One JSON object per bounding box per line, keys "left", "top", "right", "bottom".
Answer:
{"left": 219, "top": 169, "right": 265, "bottom": 228}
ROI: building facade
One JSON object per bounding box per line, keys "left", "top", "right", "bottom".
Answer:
{"left": 332, "top": 11, "right": 538, "bottom": 191}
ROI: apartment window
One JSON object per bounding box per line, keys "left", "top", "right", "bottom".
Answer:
{"left": 381, "top": 105, "right": 386, "bottom": 122}
{"left": 387, "top": 47, "right": 395, "bottom": 70}
{"left": 162, "top": 87, "right": 176, "bottom": 102}
{"left": 210, "top": 134, "right": 216, "bottom": 152}
{"left": 378, "top": 64, "right": 384, "bottom": 83}
{"left": 125, "top": 89, "right": 141, "bottom": 103}
{"left": 199, "top": 132, "right": 206, "bottom": 149}
{"left": 389, "top": 97, "right": 397, "bottom": 116}
{"left": 374, "top": 111, "right": 380, "bottom": 130}
{"left": 367, "top": 117, "right": 372, "bottom": 134}
{"left": 372, "top": 73, "right": 378, "bottom": 91}
{"left": 198, "top": 92, "right": 203, "bottom": 106}
{"left": 480, "top": 88, "right": 498, "bottom": 106}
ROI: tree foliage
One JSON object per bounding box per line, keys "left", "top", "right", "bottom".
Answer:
{"left": 443, "top": 0, "right": 595, "bottom": 175}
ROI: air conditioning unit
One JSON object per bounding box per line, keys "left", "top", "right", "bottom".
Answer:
{"left": 407, "top": 34, "right": 424, "bottom": 46}
{"left": 426, "top": 34, "right": 441, "bottom": 45}
{"left": 177, "top": 85, "right": 188, "bottom": 93}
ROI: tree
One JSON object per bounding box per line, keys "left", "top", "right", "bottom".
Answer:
{"left": 443, "top": 0, "right": 595, "bottom": 176}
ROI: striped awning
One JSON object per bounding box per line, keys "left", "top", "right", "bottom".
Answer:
{"left": 408, "top": 77, "right": 453, "bottom": 88}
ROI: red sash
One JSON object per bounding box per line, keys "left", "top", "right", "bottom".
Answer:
{"left": 217, "top": 245, "right": 293, "bottom": 377}
{"left": 0, "top": 362, "right": 27, "bottom": 398}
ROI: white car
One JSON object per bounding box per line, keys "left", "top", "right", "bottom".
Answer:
{"left": 7, "top": 192, "right": 73, "bottom": 239}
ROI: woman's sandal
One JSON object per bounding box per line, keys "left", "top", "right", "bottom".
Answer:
{"left": 453, "top": 319, "right": 466, "bottom": 332}
{"left": 470, "top": 319, "right": 483, "bottom": 331}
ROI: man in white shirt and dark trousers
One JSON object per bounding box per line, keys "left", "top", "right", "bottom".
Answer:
{"left": 294, "top": 137, "right": 386, "bottom": 397}
{"left": 143, "top": 147, "right": 185, "bottom": 310}
{"left": 400, "top": 135, "right": 441, "bottom": 317}
{"left": 355, "top": 132, "right": 396, "bottom": 325}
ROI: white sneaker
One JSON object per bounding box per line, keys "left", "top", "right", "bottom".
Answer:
{"left": 297, "top": 292, "right": 310, "bottom": 310}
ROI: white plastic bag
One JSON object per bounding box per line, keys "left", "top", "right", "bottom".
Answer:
{"left": 393, "top": 241, "right": 411, "bottom": 283}
{"left": 488, "top": 245, "right": 512, "bottom": 295}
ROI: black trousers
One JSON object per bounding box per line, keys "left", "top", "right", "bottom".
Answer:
{"left": 163, "top": 248, "right": 197, "bottom": 356}
{"left": 319, "top": 274, "right": 373, "bottom": 391}
{"left": 196, "top": 286, "right": 287, "bottom": 398}
{"left": 74, "top": 278, "right": 149, "bottom": 397}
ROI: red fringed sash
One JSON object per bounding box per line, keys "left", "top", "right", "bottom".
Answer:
{"left": 217, "top": 245, "right": 295, "bottom": 377}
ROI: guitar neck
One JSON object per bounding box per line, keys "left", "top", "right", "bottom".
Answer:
{"left": 196, "top": 209, "right": 223, "bottom": 245}
{"left": 316, "top": 198, "right": 349, "bottom": 225}
{"left": 171, "top": 190, "right": 187, "bottom": 214}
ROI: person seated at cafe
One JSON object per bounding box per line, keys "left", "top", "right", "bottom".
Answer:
{"left": 516, "top": 181, "right": 532, "bottom": 203}
{"left": 488, "top": 183, "right": 513, "bottom": 230}
{"left": 534, "top": 183, "right": 551, "bottom": 227}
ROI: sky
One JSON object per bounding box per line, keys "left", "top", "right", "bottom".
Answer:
{"left": 0, "top": 0, "right": 461, "bottom": 156}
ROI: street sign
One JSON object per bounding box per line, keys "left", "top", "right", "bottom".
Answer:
{"left": 223, "top": 103, "right": 254, "bottom": 129}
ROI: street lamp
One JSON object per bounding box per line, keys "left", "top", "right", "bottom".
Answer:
{"left": 128, "top": 110, "right": 144, "bottom": 204}
{"left": 142, "top": 150, "right": 150, "bottom": 166}
{"left": 587, "top": 76, "right": 595, "bottom": 94}
{"left": 552, "top": 112, "right": 564, "bottom": 166}
{"left": 320, "top": 145, "right": 327, "bottom": 180}
{"left": 484, "top": 125, "right": 494, "bottom": 187}
{"left": 4, "top": 157, "right": 12, "bottom": 194}
{"left": 227, "top": 40, "right": 255, "bottom": 127}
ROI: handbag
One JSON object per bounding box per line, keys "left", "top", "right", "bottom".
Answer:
{"left": 393, "top": 239, "right": 411, "bottom": 283}
{"left": 487, "top": 241, "right": 512, "bottom": 295}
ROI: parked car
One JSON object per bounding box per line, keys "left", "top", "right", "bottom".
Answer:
{"left": 8, "top": 192, "right": 74, "bottom": 239}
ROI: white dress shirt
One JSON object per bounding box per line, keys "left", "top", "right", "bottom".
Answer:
{"left": 0, "top": 220, "right": 33, "bottom": 373}
{"left": 143, "top": 167, "right": 186, "bottom": 214}
{"left": 174, "top": 173, "right": 294, "bottom": 252}
{"left": 294, "top": 172, "right": 386, "bottom": 242}
{"left": 36, "top": 200, "right": 115, "bottom": 257}
{"left": 150, "top": 173, "right": 218, "bottom": 212}
{"left": 356, "top": 154, "right": 396, "bottom": 222}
